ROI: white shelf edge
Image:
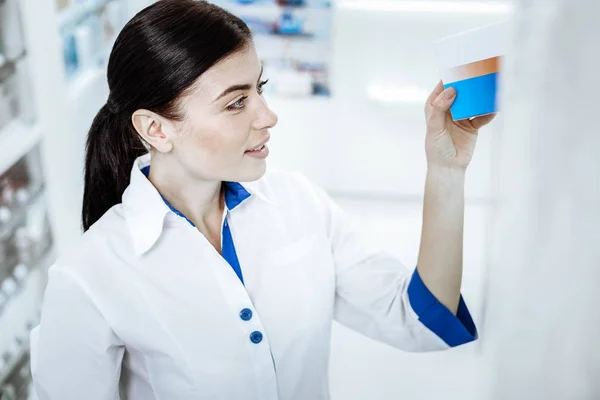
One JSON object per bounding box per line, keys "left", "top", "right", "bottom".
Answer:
{"left": 0, "top": 120, "right": 43, "bottom": 177}
{"left": 67, "top": 67, "right": 106, "bottom": 103}
{"left": 219, "top": 2, "right": 331, "bottom": 19}
{"left": 57, "top": 0, "right": 112, "bottom": 30}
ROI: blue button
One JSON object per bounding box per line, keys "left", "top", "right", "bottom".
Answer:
{"left": 240, "top": 308, "right": 253, "bottom": 321}
{"left": 250, "top": 331, "right": 263, "bottom": 344}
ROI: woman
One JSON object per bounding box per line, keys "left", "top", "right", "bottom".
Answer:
{"left": 30, "top": 1, "right": 494, "bottom": 399}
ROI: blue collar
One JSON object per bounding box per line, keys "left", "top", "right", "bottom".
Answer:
{"left": 140, "top": 165, "right": 251, "bottom": 227}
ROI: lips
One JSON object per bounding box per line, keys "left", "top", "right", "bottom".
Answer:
{"left": 246, "top": 136, "right": 270, "bottom": 152}
{"left": 247, "top": 144, "right": 265, "bottom": 152}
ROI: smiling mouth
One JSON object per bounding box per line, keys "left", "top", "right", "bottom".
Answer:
{"left": 247, "top": 144, "right": 266, "bottom": 152}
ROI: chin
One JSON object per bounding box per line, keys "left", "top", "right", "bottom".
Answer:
{"left": 236, "top": 161, "right": 267, "bottom": 182}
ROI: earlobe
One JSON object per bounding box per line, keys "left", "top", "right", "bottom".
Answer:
{"left": 131, "top": 110, "right": 173, "bottom": 153}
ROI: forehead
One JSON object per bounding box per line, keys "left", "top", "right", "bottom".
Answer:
{"left": 192, "top": 43, "right": 261, "bottom": 97}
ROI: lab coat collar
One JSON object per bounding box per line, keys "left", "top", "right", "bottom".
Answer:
{"left": 238, "top": 179, "right": 278, "bottom": 208}
{"left": 122, "top": 153, "right": 276, "bottom": 255}
{"left": 122, "top": 154, "right": 171, "bottom": 255}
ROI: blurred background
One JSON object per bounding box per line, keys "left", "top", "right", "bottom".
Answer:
{"left": 2, "top": 0, "right": 577, "bottom": 399}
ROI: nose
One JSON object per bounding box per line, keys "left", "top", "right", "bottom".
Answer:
{"left": 252, "top": 95, "right": 278, "bottom": 131}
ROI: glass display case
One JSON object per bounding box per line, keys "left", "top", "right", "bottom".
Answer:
{"left": 0, "top": 0, "right": 36, "bottom": 130}
{"left": 0, "top": 147, "right": 52, "bottom": 400}
{"left": 1, "top": 4, "right": 53, "bottom": 394}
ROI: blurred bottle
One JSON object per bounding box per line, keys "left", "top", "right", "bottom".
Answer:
{"left": 0, "top": 81, "right": 18, "bottom": 130}
{"left": 1, "top": 73, "right": 23, "bottom": 125}
{"left": 14, "top": 227, "right": 34, "bottom": 265}
{"left": 1, "top": 177, "right": 16, "bottom": 207}
{"left": 276, "top": 9, "right": 304, "bottom": 35}
{"left": 62, "top": 30, "right": 79, "bottom": 77}
{"left": 73, "top": 23, "right": 94, "bottom": 70}
{"left": 0, "top": 289, "right": 7, "bottom": 314}
{"left": 276, "top": 0, "right": 306, "bottom": 6}
{"left": 1, "top": 276, "right": 18, "bottom": 297}
{"left": 13, "top": 58, "right": 37, "bottom": 124}
{"left": 55, "top": 0, "right": 72, "bottom": 11}
{"left": 0, "top": 206, "right": 12, "bottom": 227}
{"left": 0, "top": 0, "right": 26, "bottom": 59}
{"left": 0, "top": 384, "right": 18, "bottom": 400}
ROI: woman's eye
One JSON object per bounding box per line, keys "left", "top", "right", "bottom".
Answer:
{"left": 226, "top": 80, "right": 268, "bottom": 111}
{"left": 257, "top": 79, "right": 269, "bottom": 95}
{"left": 227, "top": 96, "right": 248, "bottom": 111}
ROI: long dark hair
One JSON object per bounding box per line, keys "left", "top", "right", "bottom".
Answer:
{"left": 82, "top": 0, "right": 251, "bottom": 231}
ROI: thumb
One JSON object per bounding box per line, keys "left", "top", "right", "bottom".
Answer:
{"left": 428, "top": 87, "right": 456, "bottom": 126}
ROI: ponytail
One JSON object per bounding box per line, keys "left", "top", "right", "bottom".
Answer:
{"left": 81, "top": 104, "right": 146, "bottom": 231}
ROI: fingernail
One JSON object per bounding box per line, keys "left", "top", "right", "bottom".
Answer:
{"left": 444, "top": 88, "right": 456, "bottom": 99}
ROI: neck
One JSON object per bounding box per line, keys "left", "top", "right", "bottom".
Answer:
{"left": 147, "top": 154, "right": 225, "bottom": 233}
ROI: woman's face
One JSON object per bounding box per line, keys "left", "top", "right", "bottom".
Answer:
{"left": 168, "top": 43, "right": 278, "bottom": 183}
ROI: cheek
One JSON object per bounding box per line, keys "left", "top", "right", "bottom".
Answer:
{"left": 196, "top": 131, "right": 226, "bottom": 153}
{"left": 185, "top": 117, "right": 250, "bottom": 157}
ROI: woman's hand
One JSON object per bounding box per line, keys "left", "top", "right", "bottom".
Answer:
{"left": 424, "top": 81, "right": 496, "bottom": 170}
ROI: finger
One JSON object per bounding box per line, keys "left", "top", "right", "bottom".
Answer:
{"left": 470, "top": 113, "right": 496, "bottom": 130}
{"left": 426, "top": 80, "right": 445, "bottom": 106}
{"left": 456, "top": 119, "right": 475, "bottom": 131}
{"left": 431, "top": 86, "right": 456, "bottom": 113}
{"left": 427, "top": 86, "right": 456, "bottom": 129}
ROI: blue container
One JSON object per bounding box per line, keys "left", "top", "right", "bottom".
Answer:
{"left": 444, "top": 72, "right": 498, "bottom": 120}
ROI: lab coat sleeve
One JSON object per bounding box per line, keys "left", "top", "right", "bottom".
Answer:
{"left": 30, "top": 265, "right": 124, "bottom": 400}
{"left": 305, "top": 178, "right": 477, "bottom": 351}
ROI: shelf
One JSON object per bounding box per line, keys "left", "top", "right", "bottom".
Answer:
{"left": 0, "top": 51, "right": 27, "bottom": 84}
{"left": 0, "top": 184, "right": 45, "bottom": 240}
{"left": 0, "top": 346, "right": 29, "bottom": 387}
{"left": 0, "top": 242, "right": 56, "bottom": 300}
{"left": 269, "top": 31, "right": 315, "bottom": 38}
{"left": 0, "top": 246, "right": 54, "bottom": 316}
{"left": 57, "top": 0, "right": 112, "bottom": 30}
{"left": 0, "top": 120, "right": 43, "bottom": 177}
{"left": 220, "top": 2, "right": 330, "bottom": 18}
{"left": 0, "top": 249, "right": 53, "bottom": 386}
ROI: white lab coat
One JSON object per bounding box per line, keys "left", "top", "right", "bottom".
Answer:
{"left": 30, "top": 154, "right": 476, "bottom": 400}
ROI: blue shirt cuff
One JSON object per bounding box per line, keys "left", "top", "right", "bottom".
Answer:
{"left": 407, "top": 268, "right": 478, "bottom": 347}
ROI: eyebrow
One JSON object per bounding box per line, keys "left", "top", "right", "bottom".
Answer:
{"left": 214, "top": 66, "right": 264, "bottom": 103}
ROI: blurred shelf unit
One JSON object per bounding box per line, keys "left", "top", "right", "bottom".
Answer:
{"left": 221, "top": 0, "right": 332, "bottom": 13}
{"left": 0, "top": 251, "right": 53, "bottom": 395}
{"left": 217, "top": 0, "right": 332, "bottom": 37}
{"left": 0, "top": 0, "right": 37, "bottom": 133}
{"left": 0, "top": 0, "right": 59, "bottom": 397}
{"left": 0, "top": 51, "right": 26, "bottom": 84}
{"left": 0, "top": 121, "right": 43, "bottom": 179}
{"left": 0, "top": 145, "right": 55, "bottom": 400}
{"left": 57, "top": 0, "right": 128, "bottom": 82}
{"left": 0, "top": 347, "right": 32, "bottom": 400}
{"left": 215, "top": 0, "right": 333, "bottom": 97}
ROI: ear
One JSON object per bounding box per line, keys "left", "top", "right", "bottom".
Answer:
{"left": 131, "top": 109, "right": 174, "bottom": 153}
